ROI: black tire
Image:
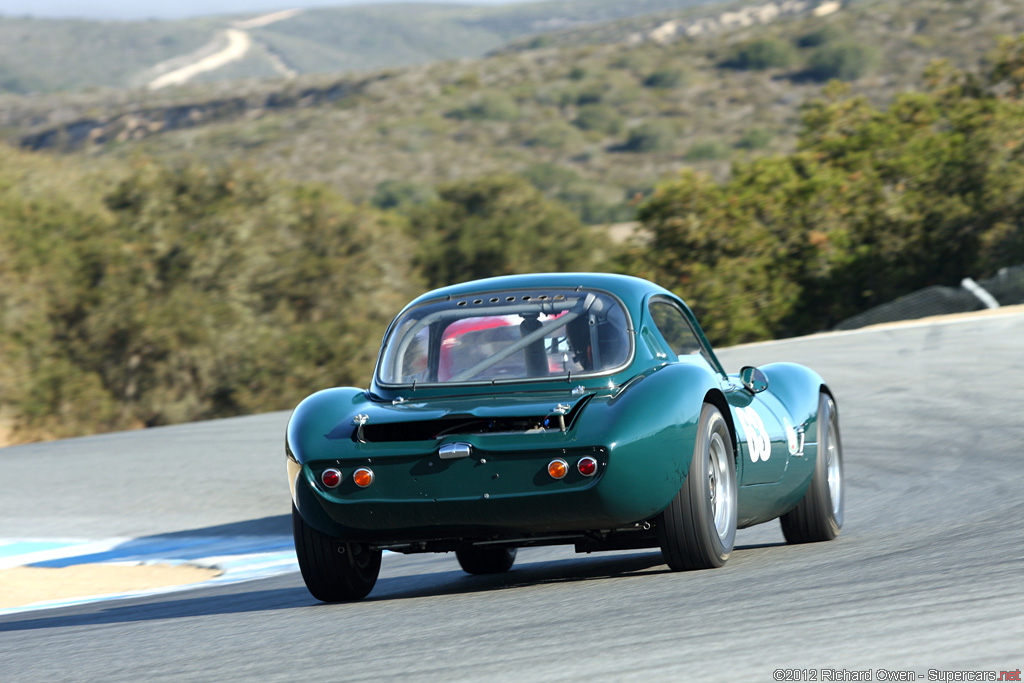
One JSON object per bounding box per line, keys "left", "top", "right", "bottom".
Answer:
{"left": 292, "top": 504, "right": 382, "bottom": 602}
{"left": 780, "top": 392, "right": 844, "bottom": 543}
{"left": 658, "top": 403, "right": 737, "bottom": 571}
{"left": 455, "top": 547, "right": 517, "bottom": 575}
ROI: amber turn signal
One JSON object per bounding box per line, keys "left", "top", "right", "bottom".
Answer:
{"left": 548, "top": 459, "right": 568, "bottom": 480}
{"left": 353, "top": 467, "right": 375, "bottom": 488}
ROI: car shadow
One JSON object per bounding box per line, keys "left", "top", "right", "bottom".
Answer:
{"left": 369, "top": 550, "right": 672, "bottom": 602}
{"left": 28, "top": 515, "right": 293, "bottom": 568}
{"left": 144, "top": 515, "right": 292, "bottom": 537}
{"left": 0, "top": 586, "right": 311, "bottom": 632}
{"left": 0, "top": 542, "right": 783, "bottom": 632}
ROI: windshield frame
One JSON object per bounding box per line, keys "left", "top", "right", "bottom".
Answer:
{"left": 375, "top": 286, "right": 635, "bottom": 388}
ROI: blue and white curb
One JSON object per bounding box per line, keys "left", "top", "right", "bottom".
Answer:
{"left": 0, "top": 535, "right": 298, "bottom": 616}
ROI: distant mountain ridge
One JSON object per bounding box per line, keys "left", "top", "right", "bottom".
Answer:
{"left": 1, "top": 0, "right": 527, "bottom": 22}
{"left": 5, "top": 0, "right": 1024, "bottom": 228}
{"left": 0, "top": 0, "right": 726, "bottom": 95}
{"left": 7, "top": 0, "right": 845, "bottom": 151}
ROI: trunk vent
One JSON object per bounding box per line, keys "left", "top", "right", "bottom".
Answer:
{"left": 358, "top": 396, "right": 591, "bottom": 442}
{"left": 360, "top": 415, "right": 552, "bottom": 442}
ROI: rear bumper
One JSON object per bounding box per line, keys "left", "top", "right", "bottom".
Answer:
{"left": 288, "top": 443, "right": 665, "bottom": 544}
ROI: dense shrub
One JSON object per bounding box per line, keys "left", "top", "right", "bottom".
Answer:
{"left": 643, "top": 67, "right": 687, "bottom": 88}
{"left": 447, "top": 92, "right": 521, "bottom": 121}
{"left": 371, "top": 179, "right": 437, "bottom": 212}
{"left": 736, "top": 126, "right": 775, "bottom": 150}
{"left": 519, "top": 162, "right": 581, "bottom": 192}
{"left": 804, "top": 42, "right": 879, "bottom": 81}
{"left": 520, "top": 163, "right": 633, "bottom": 225}
{"left": 684, "top": 140, "right": 730, "bottom": 160}
{"left": 724, "top": 38, "right": 798, "bottom": 70}
{"left": 574, "top": 82, "right": 608, "bottom": 105}
{"left": 797, "top": 24, "right": 844, "bottom": 48}
{"left": 524, "top": 121, "right": 582, "bottom": 149}
{"left": 572, "top": 103, "right": 624, "bottom": 134}
{"left": 619, "top": 120, "right": 677, "bottom": 153}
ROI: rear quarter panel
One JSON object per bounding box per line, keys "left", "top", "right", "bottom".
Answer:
{"left": 577, "top": 362, "right": 722, "bottom": 523}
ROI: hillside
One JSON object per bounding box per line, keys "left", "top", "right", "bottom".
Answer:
{"left": 6, "top": 0, "right": 1024, "bottom": 224}
{"left": 0, "top": 0, "right": 721, "bottom": 94}
{"left": 4, "top": 0, "right": 1024, "bottom": 444}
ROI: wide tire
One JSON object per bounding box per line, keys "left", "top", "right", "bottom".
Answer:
{"left": 658, "top": 403, "right": 737, "bottom": 571}
{"left": 292, "top": 504, "right": 382, "bottom": 602}
{"left": 455, "top": 547, "right": 517, "bottom": 575}
{"left": 780, "top": 392, "right": 844, "bottom": 543}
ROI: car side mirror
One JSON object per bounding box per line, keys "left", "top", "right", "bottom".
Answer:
{"left": 740, "top": 366, "right": 769, "bottom": 394}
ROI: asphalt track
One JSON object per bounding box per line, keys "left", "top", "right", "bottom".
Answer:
{"left": 1, "top": 311, "right": 1022, "bottom": 681}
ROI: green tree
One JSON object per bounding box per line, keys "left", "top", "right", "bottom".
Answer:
{"left": 0, "top": 151, "right": 420, "bottom": 442}
{"left": 625, "top": 164, "right": 810, "bottom": 343}
{"left": 623, "top": 46, "right": 1024, "bottom": 343}
{"left": 410, "top": 175, "right": 610, "bottom": 288}
{"left": 94, "top": 161, "right": 419, "bottom": 425}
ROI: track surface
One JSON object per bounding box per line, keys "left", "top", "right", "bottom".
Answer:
{"left": 1, "top": 313, "right": 1022, "bottom": 681}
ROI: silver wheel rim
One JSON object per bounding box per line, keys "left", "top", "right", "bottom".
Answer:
{"left": 826, "top": 416, "right": 842, "bottom": 516}
{"left": 708, "top": 431, "right": 735, "bottom": 541}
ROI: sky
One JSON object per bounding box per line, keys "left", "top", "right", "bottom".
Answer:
{"left": 0, "top": 0, "right": 536, "bottom": 21}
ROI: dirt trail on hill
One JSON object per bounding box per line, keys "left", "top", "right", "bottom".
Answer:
{"left": 147, "top": 9, "right": 300, "bottom": 90}
{"left": 148, "top": 28, "right": 251, "bottom": 90}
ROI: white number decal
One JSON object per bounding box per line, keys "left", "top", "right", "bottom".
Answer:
{"left": 737, "top": 406, "right": 771, "bottom": 462}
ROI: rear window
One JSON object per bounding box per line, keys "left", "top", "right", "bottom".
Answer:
{"left": 377, "top": 289, "right": 632, "bottom": 385}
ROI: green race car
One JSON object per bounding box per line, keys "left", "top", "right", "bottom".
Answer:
{"left": 286, "top": 273, "right": 843, "bottom": 601}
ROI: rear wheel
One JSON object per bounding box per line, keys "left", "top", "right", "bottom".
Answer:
{"left": 292, "top": 504, "right": 382, "bottom": 602}
{"left": 780, "top": 392, "right": 844, "bottom": 543}
{"left": 456, "top": 547, "right": 517, "bottom": 575}
{"left": 658, "top": 403, "right": 737, "bottom": 571}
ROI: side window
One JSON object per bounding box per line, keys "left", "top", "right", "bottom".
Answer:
{"left": 399, "top": 327, "right": 431, "bottom": 382}
{"left": 649, "top": 300, "right": 703, "bottom": 358}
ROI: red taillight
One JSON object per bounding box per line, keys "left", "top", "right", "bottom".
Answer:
{"left": 353, "top": 468, "right": 374, "bottom": 488}
{"left": 548, "top": 459, "right": 568, "bottom": 480}
{"left": 321, "top": 468, "right": 342, "bottom": 488}
{"left": 577, "top": 456, "right": 598, "bottom": 477}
